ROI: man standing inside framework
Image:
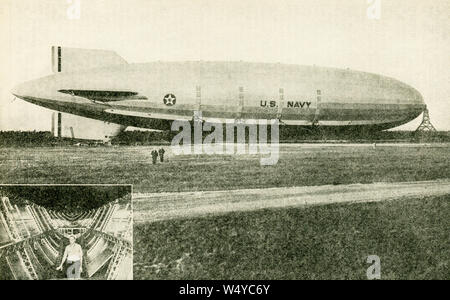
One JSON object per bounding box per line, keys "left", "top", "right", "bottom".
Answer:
{"left": 56, "top": 235, "right": 83, "bottom": 280}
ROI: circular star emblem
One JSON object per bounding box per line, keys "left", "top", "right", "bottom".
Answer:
{"left": 163, "top": 94, "right": 176, "bottom": 106}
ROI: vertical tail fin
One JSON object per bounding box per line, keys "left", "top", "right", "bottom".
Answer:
{"left": 51, "top": 46, "right": 127, "bottom": 73}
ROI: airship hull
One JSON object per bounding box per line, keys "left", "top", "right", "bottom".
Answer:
{"left": 12, "top": 60, "right": 425, "bottom": 132}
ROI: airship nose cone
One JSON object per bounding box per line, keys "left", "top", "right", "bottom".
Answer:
{"left": 11, "top": 80, "right": 36, "bottom": 100}
{"left": 11, "top": 83, "right": 25, "bottom": 99}
{"left": 11, "top": 76, "right": 57, "bottom": 101}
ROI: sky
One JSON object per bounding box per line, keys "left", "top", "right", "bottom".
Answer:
{"left": 1, "top": 0, "right": 449, "bottom": 131}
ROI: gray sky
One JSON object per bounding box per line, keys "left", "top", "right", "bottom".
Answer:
{"left": 1, "top": 0, "right": 449, "bottom": 131}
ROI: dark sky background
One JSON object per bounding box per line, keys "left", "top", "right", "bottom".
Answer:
{"left": 0, "top": 185, "right": 131, "bottom": 212}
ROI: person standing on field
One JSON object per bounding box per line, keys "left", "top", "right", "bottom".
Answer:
{"left": 151, "top": 149, "right": 158, "bottom": 164}
{"left": 158, "top": 148, "right": 165, "bottom": 162}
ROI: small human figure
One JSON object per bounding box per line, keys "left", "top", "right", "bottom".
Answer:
{"left": 151, "top": 149, "right": 159, "bottom": 164}
{"left": 158, "top": 148, "right": 165, "bottom": 162}
{"left": 56, "top": 235, "right": 83, "bottom": 280}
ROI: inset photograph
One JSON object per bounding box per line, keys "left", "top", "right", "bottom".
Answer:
{"left": 0, "top": 185, "right": 132, "bottom": 280}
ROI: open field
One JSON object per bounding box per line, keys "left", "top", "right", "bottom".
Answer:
{"left": 1, "top": 143, "right": 449, "bottom": 279}
{"left": 0, "top": 144, "right": 449, "bottom": 193}
{"left": 133, "top": 180, "right": 450, "bottom": 222}
{"left": 133, "top": 195, "right": 450, "bottom": 280}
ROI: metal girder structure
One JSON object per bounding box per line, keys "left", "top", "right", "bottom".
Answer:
{"left": 17, "top": 245, "right": 39, "bottom": 280}
{"left": 78, "top": 209, "right": 94, "bottom": 227}
{"left": 39, "top": 236, "right": 59, "bottom": 259}
{"left": 0, "top": 210, "right": 15, "bottom": 246}
{"left": 1, "top": 197, "right": 22, "bottom": 241}
{"left": 33, "top": 206, "right": 49, "bottom": 231}
{"left": 88, "top": 203, "right": 117, "bottom": 232}
{"left": 120, "top": 210, "right": 133, "bottom": 241}
{"left": 14, "top": 204, "right": 31, "bottom": 238}
{"left": 57, "top": 227, "right": 88, "bottom": 237}
{"left": 83, "top": 227, "right": 132, "bottom": 279}
{"left": 106, "top": 240, "right": 132, "bottom": 280}
{"left": 92, "top": 205, "right": 109, "bottom": 230}
{"left": 46, "top": 210, "right": 63, "bottom": 228}
{"left": 100, "top": 204, "right": 118, "bottom": 232}
{"left": 1, "top": 195, "right": 132, "bottom": 279}
{"left": 1, "top": 199, "right": 57, "bottom": 249}
{"left": 26, "top": 205, "right": 45, "bottom": 234}
{"left": 0, "top": 230, "right": 59, "bottom": 280}
{"left": 0, "top": 230, "right": 58, "bottom": 256}
{"left": 87, "top": 229, "right": 132, "bottom": 250}
{"left": 87, "top": 207, "right": 102, "bottom": 228}
{"left": 416, "top": 107, "right": 437, "bottom": 132}
{"left": 38, "top": 206, "right": 55, "bottom": 230}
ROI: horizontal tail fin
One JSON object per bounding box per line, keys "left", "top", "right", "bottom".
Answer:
{"left": 51, "top": 46, "right": 127, "bottom": 73}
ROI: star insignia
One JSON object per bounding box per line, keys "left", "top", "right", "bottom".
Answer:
{"left": 163, "top": 94, "right": 176, "bottom": 106}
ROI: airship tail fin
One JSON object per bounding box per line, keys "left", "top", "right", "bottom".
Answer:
{"left": 51, "top": 46, "right": 127, "bottom": 73}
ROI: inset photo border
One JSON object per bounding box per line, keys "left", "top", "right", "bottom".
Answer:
{"left": 0, "top": 184, "right": 133, "bottom": 280}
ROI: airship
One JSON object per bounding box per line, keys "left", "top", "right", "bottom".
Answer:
{"left": 11, "top": 47, "right": 425, "bottom": 136}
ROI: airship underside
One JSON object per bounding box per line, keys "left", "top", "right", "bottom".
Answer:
{"left": 12, "top": 47, "right": 425, "bottom": 133}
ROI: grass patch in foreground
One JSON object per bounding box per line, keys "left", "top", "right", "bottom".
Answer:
{"left": 1, "top": 145, "right": 449, "bottom": 193}
{"left": 134, "top": 195, "right": 449, "bottom": 279}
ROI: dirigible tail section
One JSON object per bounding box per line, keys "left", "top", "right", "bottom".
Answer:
{"left": 51, "top": 46, "right": 127, "bottom": 73}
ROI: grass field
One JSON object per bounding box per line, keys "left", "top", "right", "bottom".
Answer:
{"left": 133, "top": 195, "right": 449, "bottom": 280}
{"left": 1, "top": 144, "right": 449, "bottom": 280}
{"left": 0, "top": 144, "right": 449, "bottom": 193}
